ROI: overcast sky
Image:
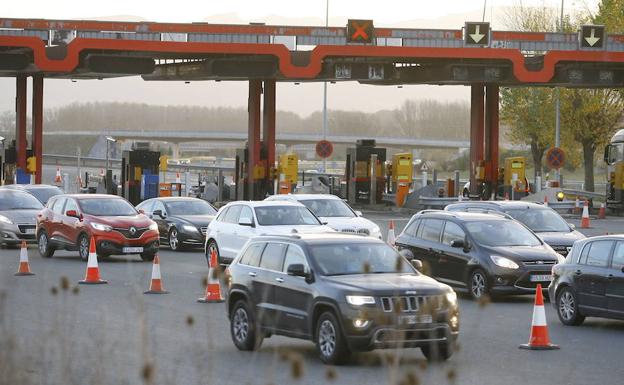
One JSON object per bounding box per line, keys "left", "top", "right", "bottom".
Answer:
{"left": 0, "top": 0, "right": 597, "bottom": 116}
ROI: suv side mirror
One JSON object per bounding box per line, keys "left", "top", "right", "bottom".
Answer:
{"left": 65, "top": 210, "right": 79, "bottom": 219}
{"left": 568, "top": 223, "right": 576, "bottom": 230}
{"left": 153, "top": 209, "right": 165, "bottom": 218}
{"left": 287, "top": 263, "right": 306, "bottom": 277}
{"left": 239, "top": 217, "right": 254, "bottom": 227}
{"left": 411, "top": 259, "right": 423, "bottom": 271}
{"left": 450, "top": 239, "right": 465, "bottom": 249}
{"left": 354, "top": 210, "right": 363, "bottom": 217}
{"left": 138, "top": 209, "right": 145, "bottom": 215}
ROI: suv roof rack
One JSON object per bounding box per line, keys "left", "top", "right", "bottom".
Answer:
{"left": 459, "top": 208, "right": 513, "bottom": 220}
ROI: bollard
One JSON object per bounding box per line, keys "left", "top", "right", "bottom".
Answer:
{"left": 370, "top": 154, "right": 378, "bottom": 205}
{"left": 454, "top": 170, "right": 460, "bottom": 199}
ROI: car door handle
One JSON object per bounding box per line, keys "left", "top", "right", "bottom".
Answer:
{"left": 275, "top": 277, "right": 284, "bottom": 283}
{"left": 248, "top": 272, "right": 257, "bottom": 277}
{"left": 575, "top": 270, "right": 582, "bottom": 275}
{"left": 607, "top": 274, "right": 614, "bottom": 280}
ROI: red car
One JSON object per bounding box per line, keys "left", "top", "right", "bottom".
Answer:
{"left": 36, "top": 194, "right": 159, "bottom": 261}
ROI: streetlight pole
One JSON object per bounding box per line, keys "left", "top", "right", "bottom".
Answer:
{"left": 554, "top": 0, "right": 564, "bottom": 184}
{"left": 322, "top": 0, "right": 329, "bottom": 173}
{"left": 105, "top": 136, "right": 117, "bottom": 192}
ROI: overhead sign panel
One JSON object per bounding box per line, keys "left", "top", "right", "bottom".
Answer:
{"left": 347, "top": 19, "right": 374, "bottom": 44}
{"left": 580, "top": 25, "right": 605, "bottom": 49}
{"left": 465, "top": 22, "right": 490, "bottom": 46}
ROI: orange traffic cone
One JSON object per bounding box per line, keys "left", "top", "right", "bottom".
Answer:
{"left": 54, "top": 167, "right": 63, "bottom": 184}
{"left": 598, "top": 202, "right": 606, "bottom": 219}
{"left": 15, "top": 240, "right": 35, "bottom": 276}
{"left": 197, "top": 249, "right": 224, "bottom": 303}
{"left": 519, "top": 284, "right": 559, "bottom": 350}
{"left": 144, "top": 255, "right": 168, "bottom": 294}
{"left": 387, "top": 220, "right": 396, "bottom": 247}
{"left": 79, "top": 237, "right": 107, "bottom": 285}
{"left": 175, "top": 172, "right": 181, "bottom": 184}
{"left": 543, "top": 195, "right": 548, "bottom": 207}
{"left": 580, "top": 200, "right": 591, "bottom": 229}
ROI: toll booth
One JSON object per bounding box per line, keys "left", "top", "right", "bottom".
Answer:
{"left": 503, "top": 157, "right": 529, "bottom": 200}
{"left": 391, "top": 152, "right": 413, "bottom": 207}
{"left": 121, "top": 145, "right": 160, "bottom": 205}
{"left": 278, "top": 153, "right": 298, "bottom": 194}
{"left": 235, "top": 144, "right": 272, "bottom": 201}
{"left": 345, "top": 140, "right": 386, "bottom": 204}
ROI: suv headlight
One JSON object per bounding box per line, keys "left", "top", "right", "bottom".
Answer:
{"left": 148, "top": 222, "right": 158, "bottom": 231}
{"left": 445, "top": 291, "right": 457, "bottom": 304}
{"left": 490, "top": 255, "right": 519, "bottom": 269}
{"left": 182, "top": 224, "right": 198, "bottom": 232}
{"left": 90, "top": 222, "right": 112, "bottom": 232}
{"left": 0, "top": 215, "right": 13, "bottom": 225}
{"left": 346, "top": 295, "right": 375, "bottom": 306}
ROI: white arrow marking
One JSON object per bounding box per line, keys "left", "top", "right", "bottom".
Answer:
{"left": 470, "top": 25, "right": 485, "bottom": 43}
{"left": 585, "top": 28, "right": 600, "bottom": 47}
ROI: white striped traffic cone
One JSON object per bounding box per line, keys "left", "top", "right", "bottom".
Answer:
{"left": 197, "top": 248, "right": 224, "bottom": 303}
{"left": 519, "top": 284, "right": 559, "bottom": 350}
{"left": 15, "top": 240, "right": 35, "bottom": 276}
{"left": 54, "top": 167, "right": 63, "bottom": 185}
{"left": 175, "top": 172, "right": 181, "bottom": 184}
{"left": 581, "top": 200, "right": 591, "bottom": 228}
{"left": 144, "top": 255, "right": 168, "bottom": 294}
{"left": 387, "top": 220, "right": 396, "bottom": 247}
{"left": 79, "top": 237, "right": 107, "bottom": 285}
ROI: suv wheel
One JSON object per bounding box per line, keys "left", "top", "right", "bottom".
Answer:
{"left": 38, "top": 230, "right": 55, "bottom": 258}
{"left": 230, "top": 300, "right": 263, "bottom": 351}
{"left": 168, "top": 228, "right": 180, "bottom": 251}
{"left": 316, "top": 311, "right": 350, "bottom": 365}
{"left": 468, "top": 269, "right": 489, "bottom": 300}
{"left": 556, "top": 287, "right": 585, "bottom": 326}
{"left": 421, "top": 340, "right": 454, "bottom": 361}
{"left": 78, "top": 234, "right": 90, "bottom": 261}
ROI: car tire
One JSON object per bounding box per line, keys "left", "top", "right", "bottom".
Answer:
{"left": 230, "top": 300, "right": 263, "bottom": 351}
{"left": 206, "top": 239, "right": 220, "bottom": 266}
{"left": 421, "top": 340, "right": 454, "bottom": 361}
{"left": 315, "top": 311, "right": 351, "bottom": 365}
{"left": 38, "top": 230, "right": 55, "bottom": 258}
{"left": 140, "top": 252, "right": 156, "bottom": 262}
{"left": 168, "top": 227, "right": 181, "bottom": 251}
{"left": 78, "top": 233, "right": 90, "bottom": 261}
{"left": 556, "top": 287, "right": 585, "bottom": 326}
{"left": 468, "top": 268, "right": 490, "bottom": 300}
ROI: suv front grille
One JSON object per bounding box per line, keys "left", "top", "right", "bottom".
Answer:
{"left": 113, "top": 227, "right": 148, "bottom": 239}
{"left": 380, "top": 295, "right": 443, "bottom": 313}
{"left": 341, "top": 228, "right": 370, "bottom": 236}
{"left": 551, "top": 246, "right": 571, "bottom": 256}
{"left": 523, "top": 260, "right": 557, "bottom": 266}
{"left": 18, "top": 225, "right": 36, "bottom": 234}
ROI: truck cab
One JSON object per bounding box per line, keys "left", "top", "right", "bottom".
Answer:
{"left": 605, "top": 129, "right": 624, "bottom": 211}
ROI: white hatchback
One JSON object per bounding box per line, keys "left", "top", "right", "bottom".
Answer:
{"left": 265, "top": 194, "right": 382, "bottom": 239}
{"left": 204, "top": 200, "right": 334, "bottom": 265}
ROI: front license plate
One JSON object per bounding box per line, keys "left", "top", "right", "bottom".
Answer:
{"left": 400, "top": 314, "right": 432, "bottom": 325}
{"left": 122, "top": 247, "right": 143, "bottom": 253}
{"left": 24, "top": 228, "right": 35, "bottom": 234}
{"left": 530, "top": 274, "right": 553, "bottom": 282}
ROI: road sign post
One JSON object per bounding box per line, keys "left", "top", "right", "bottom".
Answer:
{"left": 316, "top": 140, "right": 333, "bottom": 159}
{"left": 546, "top": 147, "right": 566, "bottom": 170}
{"left": 465, "top": 22, "right": 490, "bottom": 46}
{"left": 580, "top": 25, "right": 605, "bottom": 49}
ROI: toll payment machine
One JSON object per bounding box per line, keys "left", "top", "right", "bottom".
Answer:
{"left": 121, "top": 144, "right": 160, "bottom": 206}
{"left": 346, "top": 140, "right": 386, "bottom": 204}
{"left": 234, "top": 142, "right": 277, "bottom": 201}
{"left": 503, "top": 157, "right": 529, "bottom": 200}
{"left": 391, "top": 152, "right": 413, "bottom": 207}
{"left": 278, "top": 153, "right": 298, "bottom": 194}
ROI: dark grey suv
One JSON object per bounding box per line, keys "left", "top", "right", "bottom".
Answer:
{"left": 225, "top": 233, "right": 460, "bottom": 364}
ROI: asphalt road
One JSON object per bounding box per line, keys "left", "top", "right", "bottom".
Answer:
{"left": 1, "top": 213, "right": 624, "bottom": 385}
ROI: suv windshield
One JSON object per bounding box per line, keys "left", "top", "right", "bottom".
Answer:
{"left": 79, "top": 198, "right": 137, "bottom": 216}
{"left": 165, "top": 200, "right": 217, "bottom": 216}
{"left": 26, "top": 187, "right": 63, "bottom": 204}
{"left": 0, "top": 192, "right": 44, "bottom": 210}
{"left": 254, "top": 206, "right": 321, "bottom": 226}
{"left": 300, "top": 199, "right": 355, "bottom": 218}
{"left": 310, "top": 243, "right": 414, "bottom": 276}
{"left": 504, "top": 208, "right": 571, "bottom": 233}
{"left": 465, "top": 220, "right": 542, "bottom": 247}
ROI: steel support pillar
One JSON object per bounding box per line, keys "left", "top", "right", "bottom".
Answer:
{"left": 247, "top": 79, "right": 262, "bottom": 200}
{"left": 262, "top": 79, "right": 276, "bottom": 196}
{"left": 469, "top": 85, "right": 485, "bottom": 197}
{"left": 15, "top": 76, "right": 27, "bottom": 171}
{"left": 485, "top": 85, "right": 500, "bottom": 198}
{"left": 32, "top": 75, "right": 44, "bottom": 184}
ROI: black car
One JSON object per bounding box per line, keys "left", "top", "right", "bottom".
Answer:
{"left": 136, "top": 197, "right": 217, "bottom": 251}
{"left": 395, "top": 210, "right": 564, "bottom": 300}
{"left": 225, "top": 233, "right": 459, "bottom": 364}
{"left": 1, "top": 184, "right": 64, "bottom": 205}
{"left": 549, "top": 235, "right": 624, "bottom": 325}
{"left": 445, "top": 201, "right": 585, "bottom": 257}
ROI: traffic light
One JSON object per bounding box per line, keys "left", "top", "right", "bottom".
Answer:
{"left": 159, "top": 155, "right": 168, "bottom": 171}
{"left": 26, "top": 156, "right": 36, "bottom": 174}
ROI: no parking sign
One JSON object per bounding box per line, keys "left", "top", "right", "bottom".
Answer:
{"left": 546, "top": 147, "right": 565, "bottom": 170}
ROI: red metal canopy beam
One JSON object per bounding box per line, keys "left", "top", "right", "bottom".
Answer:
{"left": 470, "top": 85, "right": 485, "bottom": 197}
{"left": 248, "top": 79, "right": 262, "bottom": 200}
{"left": 485, "top": 85, "right": 499, "bottom": 196}
{"left": 15, "top": 76, "right": 27, "bottom": 171}
{"left": 32, "top": 74, "right": 44, "bottom": 184}
{"left": 262, "top": 79, "right": 276, "bottom": 196}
